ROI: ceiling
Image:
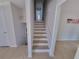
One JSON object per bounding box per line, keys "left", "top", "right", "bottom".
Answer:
{"left": 11, "top": 0, "right": 25, "bottom": 8}
{"left": 0, "top": 0, "right": 25, "bottom": 8}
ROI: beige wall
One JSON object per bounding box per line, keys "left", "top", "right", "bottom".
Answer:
{"left": 58, "top": 0, "right": 79, "bottom": 40}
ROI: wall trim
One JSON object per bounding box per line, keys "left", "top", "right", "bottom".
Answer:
{"left": 57, "top": 39, "right": 79, "bottom": 41}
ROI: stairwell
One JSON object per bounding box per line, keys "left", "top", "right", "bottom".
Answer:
{"left": 33, "top": 21, "right": 49, "bottom": 52}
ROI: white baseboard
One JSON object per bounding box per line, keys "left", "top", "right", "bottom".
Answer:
{"left": 33, "top": 43, "right": 48, "bottom": 46}
{"left": 9, "top": 44, "right": 17, "bottom": 47}
{"left": 49, "top": 53, "right": 54, "bottom": 57}
{"left": 57, "top": 39, "right": 79, "bottom": 41}
{"left": 74, "top": 48, "right": 79, "bottom": 59}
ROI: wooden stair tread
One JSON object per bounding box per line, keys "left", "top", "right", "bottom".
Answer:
{"left": 34, "top": 31, "right": 46, "bottom": 32}
{"left": 34, "top": 36, "right": 47, "bottom": 38}
{"left": 34, "top": 27, "right": 45, "bottom": 28}
{"left": 33, "top": 46, "right": 48, "bottom": 49}
{"left": 34, "top": 34, "right": 46, "bottom": 36}
{"left": 34, "top": 26, "right": 45, "bottom": 28}
{"left": 33, "top": 40, "right": 48, "bottom": 43}
{"left": 33, "top": 22, "right": 48, "bottom": 52}
{"left": 34, "top": 28, "right": 46, "bottom": 31}
{"left": 34, "top": 32, "right": 46, "bottom": 34}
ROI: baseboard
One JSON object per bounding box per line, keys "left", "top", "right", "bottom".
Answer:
{"left": 49, "top": 53, "right": 54, "bottom": 57}
{"left": 9, "top": 44, "right": 17, "bottom": 47}
{"left": 57, "top": 39, "right": 79, "bottom": 42}
{"left": 33, "top": 43, "right": 48, "bottom": 46}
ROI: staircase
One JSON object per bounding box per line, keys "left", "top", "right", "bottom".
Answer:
{"left": 33, "top": 21, "right": 49, "bottom": 52}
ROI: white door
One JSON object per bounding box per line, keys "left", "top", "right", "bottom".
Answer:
{"left": 0, "top": 6, "right": 9, "bottom": 46}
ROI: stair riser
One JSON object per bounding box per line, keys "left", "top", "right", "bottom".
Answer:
{"left": 34, "top": 36, "right": 47, "bottom": 38}
{"left": 33, "top": 22, "right": 48, "bottom": 53}
{"left": 33, "top": 43, "right": 48, "bottom": 46}
{"left": 34, "top": 27, "right": 45, "bottom": 29}
{"left": 32, "top": 49, "right": 49, "bottom": 53}
{"left": 34, "top": 34, "right": 47, "bottom": 36}
{"left": 34, "top": 27, "right": 45, "bottom": 28}
{"left": 34, "top": 32, "right": 46, "bottom": 34}
{"left": 34, "top": 24, "right": 45, "bottom": 25}
{"left": 34, "top": 23, "right": 45, "bottom": 24}
{"left": 33, "top": 38, "right": 48, "bottom": 41}
{"left": 34, "top": 26, "right": 45, "bottom": 28}
{"left": 34, "top": 31, "right": 46, "bottom": 32}
{"left": 34, "top": 29, "right": 46, "bottom": 31}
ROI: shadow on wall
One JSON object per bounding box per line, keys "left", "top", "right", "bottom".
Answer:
{"left": 44, "top": 0, "right": 53, "bottom": 21}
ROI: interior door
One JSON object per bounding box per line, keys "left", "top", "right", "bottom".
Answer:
{"left": 0, "top": 6, "right": 9, "bottom": 46}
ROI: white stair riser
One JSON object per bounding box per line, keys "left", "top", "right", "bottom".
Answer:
{"left": 33, "top": 38, "right": 48, "bottom": 41}
{"left": 33, "top": 22, "right": 48, "bottom": 53}
{"left": 34, "top": 34, "right": 47, "bottom": 36}
{"left": 34, "top": 27, "right": 45, "bottom": 29}
{"left": 34, "top": 31, "right": 46, "bottom": 32}
{"left": 33, "top": 49, "right": 49, "bottom": 53}
{"left": 35, "top": 24, "right": 44, "bottom": 25}
{"left": 34, "top": 22, "right": 45, "bottom": 24}
{"left": 33, "top": 43, "right": 48, "bottom": 46}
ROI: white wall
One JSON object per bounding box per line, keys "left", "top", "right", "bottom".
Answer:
{"left": 0, "top": 2, "right": 19, "bottom": 47}
{"left": 0, "top": 0, "right": 25, "bottom": 8}
{"left": 21, "top": 9, "right": 26, "bottom": 23}
{"left": 58, "top": 0, "right": 79, "bottom": 40}
{"left": 45, "top": 0, "right": 57, "bottom": 56}
{"left": 0, "top": 2, "right": 17, "bottom": 47}
{"left": 25, "top": 0, "right": 34, "bottom": 57}
{"left": 46, "top": 0, "right": 56, "bottom": 47}
{"left": 11, "top": 3, "right": 26, "bottom": 46}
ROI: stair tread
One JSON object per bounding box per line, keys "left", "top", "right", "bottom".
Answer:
{"left": 34, "top": 22, "right": 45, "bottom": 23}
{"left": 34, "top": 22, "right": 45, "bottom": 24}
{"left": 32, "top": 49, "right": 49, "bottom": 52}
{"left": 34, "top": 23, "right": 45, "bottom": 24}
{"left": 34, "top": 30, "right": 46, "bottom": 31}
{"left": 34, "top": 34, "right": 46, "bottom": 36}
{"left": 33, "top": 45, "right": 48, "bottom": 49}
{"left": 33, "top": 40, "right": 48, "bottom": 43}
{"left": 34, "top": 27, "right": 45, "bottom": 28}
{"left": 34, "top": 29, "right": 46, "bottom": 30}
{"left": 34, "top": 24, "right": 45, "bottom": 25}
{"left": 33, "top": 22, "right": 48, "bottom": 52}
{"left": 33, "top": 43, "right": 48, "bottom": 46}
{"left": 34, "top": 27, "right": 45, "bottom": 29}
{"left": 34, "top": 32, "right": 46, "bottom": 34}
{"left": 33, "top": 37, "right": 47, "bottom": 40}
{"left": 34, "top": 36, "right": 47, "bottom": 38}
